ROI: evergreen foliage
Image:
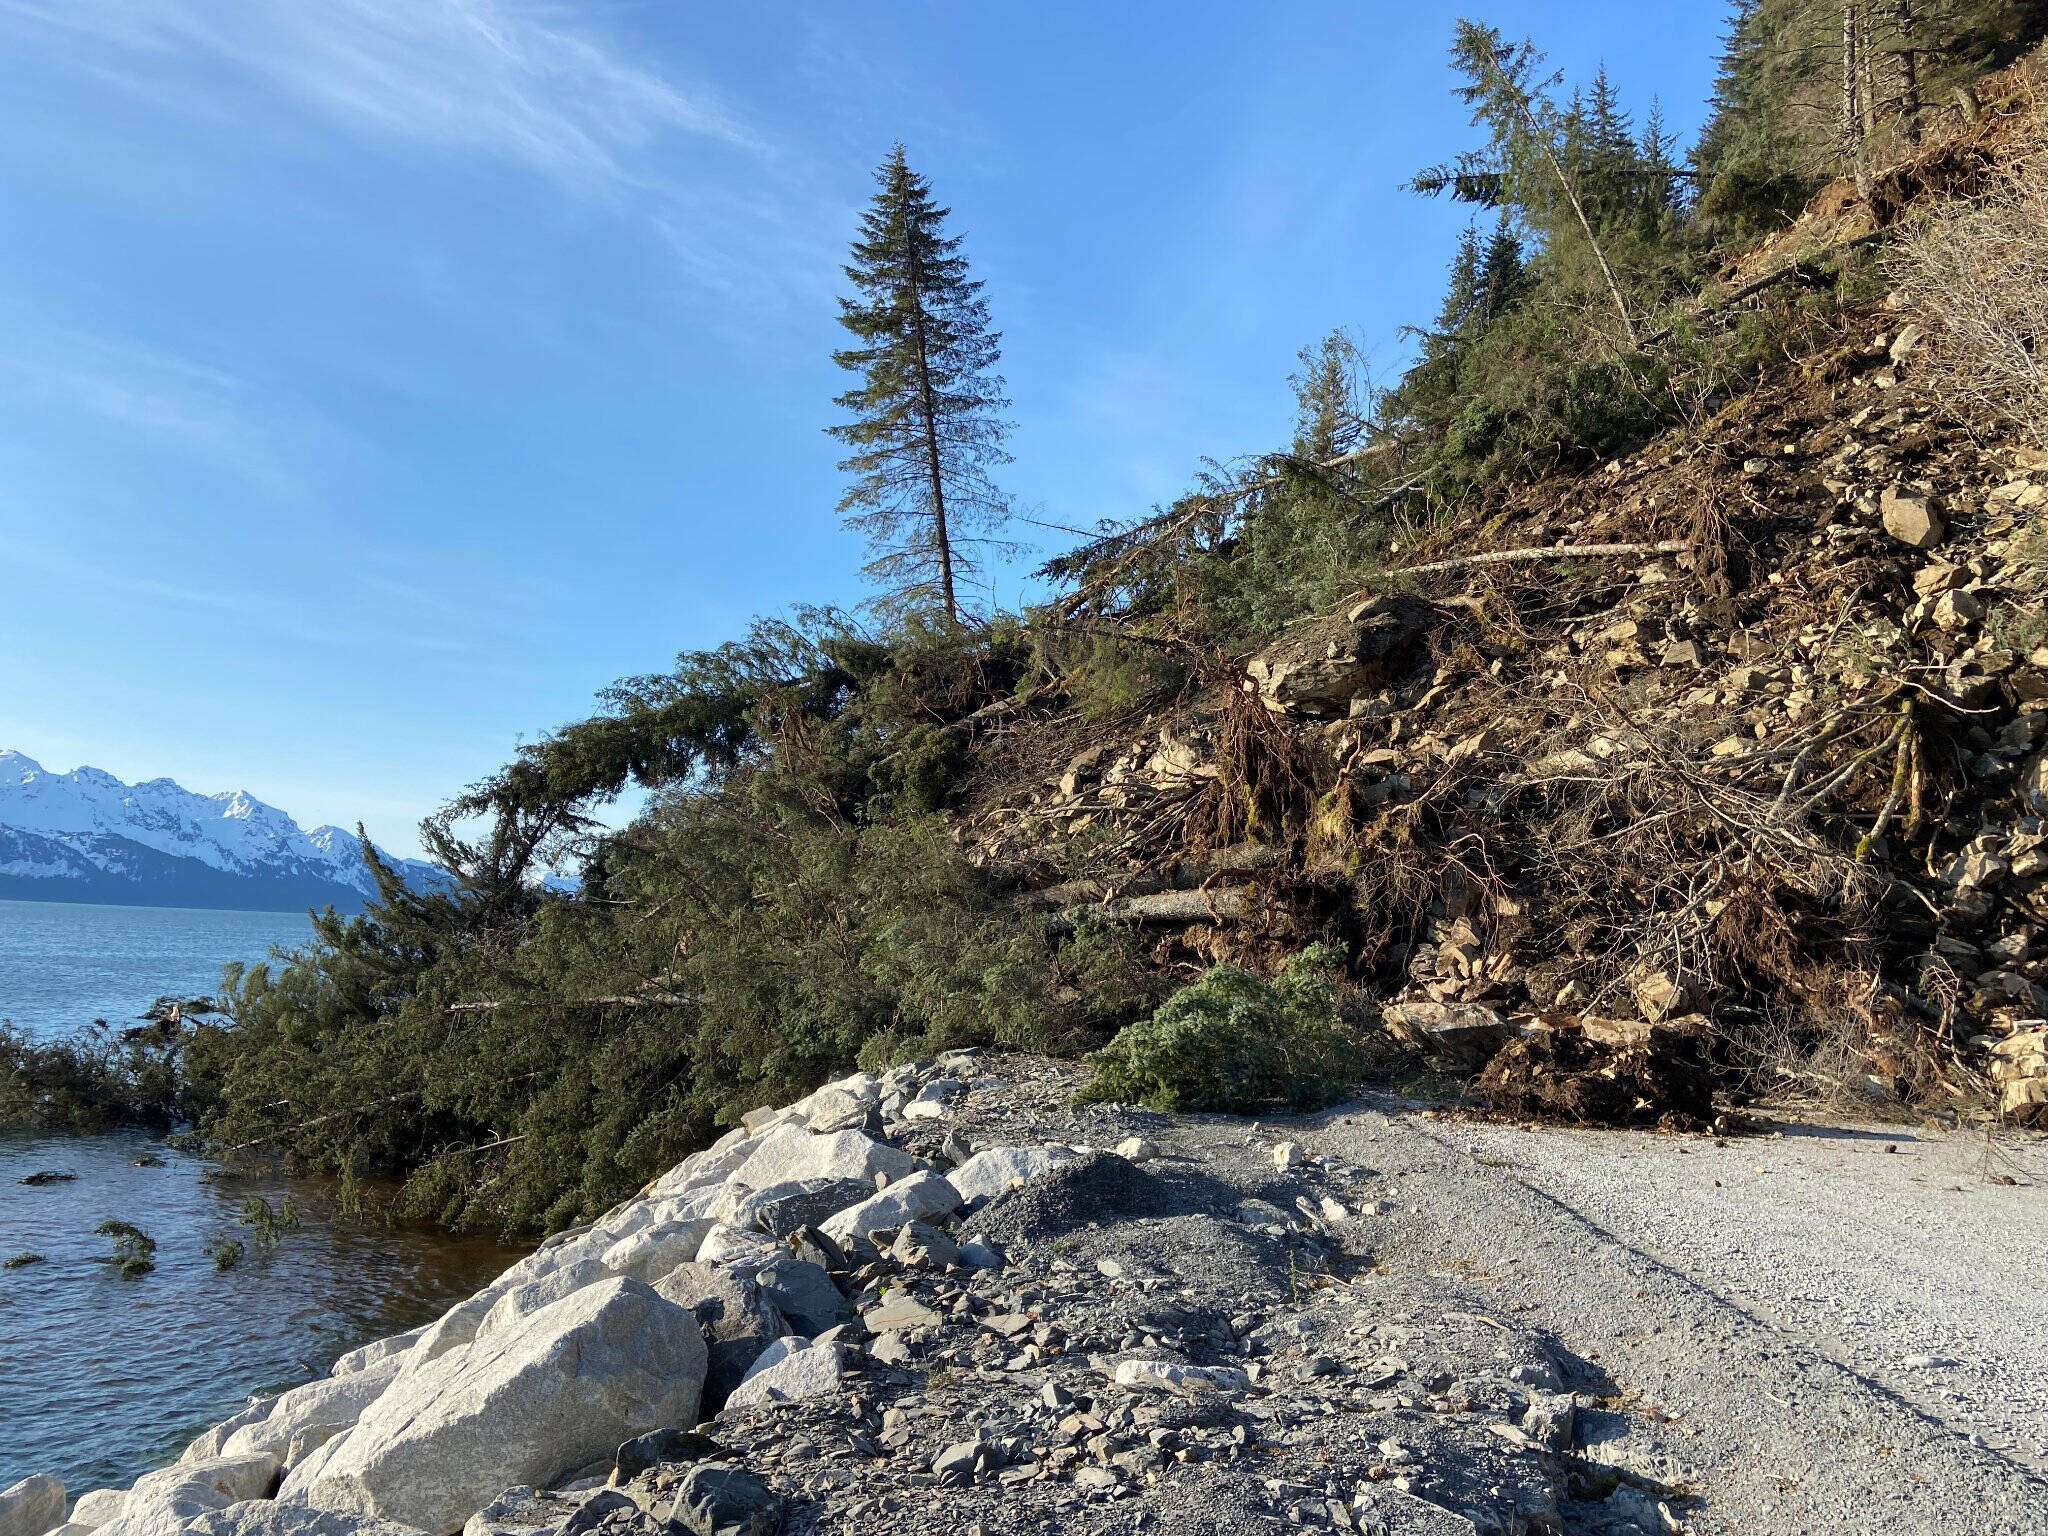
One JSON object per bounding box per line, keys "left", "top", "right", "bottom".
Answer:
{"left": 130, "top": 12, "right": 2048, "bottom": 1241}
{"left": 0, "top": 1023, "right": 184, "bottom": 1133}
{"left": 1076, "top": 946, "right": 1364, "bottom": 1113}
{"left": 831, "top": 146, "right": 1014, "bottom": 626}
{"left": 1694, "top": 0, "right": 2048, "bottom": 229}
{"left": 181, "top": 611, "right": 1154, "bottom": 1234}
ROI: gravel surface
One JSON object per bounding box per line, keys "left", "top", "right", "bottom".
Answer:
{"left": 1298, "top": 1101, "right": 2048, "bottom": 1534}
{"left": 135, "top": 1051, "right": 2046, "bottom": 1536}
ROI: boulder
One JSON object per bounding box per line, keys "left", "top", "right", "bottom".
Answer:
{"left": 179, "top": 1397, "right": 281, "bottom": 1466}
{"left": 0, "top": 1477, "right": 66, "bottom": 1536}
{"left": 693, "top": 1224, "right": 778, "bottom": 1267}
{"left": 330, "top": 1326, "right": 427, "bottom": 1379}
{"left": 474, "top": 1259, "right": 607, "bottom": 1342}
{"left": 275, "top": 1432, "right": 353, "bottom": 1505}
{"left": 1111, "top": 1359, "right": 1250, "bottom": 1395}
{"left": 186, "top": 1505, "right": 429, "bottom": 1536}
{"left": 90, "top": 1480, "right": 231, "bottom": 1536}
{"left": 397, "top": 1291, "right": 502, "bottom": 1377}
{"left": 652, "top": 1263, "right": 790, "bottom": 1411}
{"left": 722, "top": 1339, "right": 848, "bottom": 1411}
{"left": 944, "top": 1146, "right": 1077, "bottom": 1207}
{"left": 889, "top": 1221, "right": 958, "bottom": 1269}
{"left": 747, "top": 1255, "right": 851, "bottom": 1338}
{"left": 458, "top": 1488, "right": 602, "bottom": 1536}
{"left": 900, "top": 1079, "right": 963, "bottom": 1122}
{"left": 599, "top": 1219, "right": 714, "bottom": 1283}
{"left": 817, "top": 1172, "right": 961, "bottom": 1246}
{"left": 550, "top": 1493, "right": 658, "bottom": 1536}
{"left": 726, "top": 1126, "right": 915, "bottom": 1191}
{"left": 863, "top": 1296, "right": 943, "bottom": 1333}
{"left": 1881, "top": 486, "right": 1945, "bottom": 548}
{"left": 715, "top": 1178, "right": 872, "bottom": 1237}
{"left": 224, "top": 1359, "right": 403, "bottom": 1462}
{"left": 647, "top": 1136, "right": 754, "bottom": 1200}
{"left": 662, "top": 1464, "right": 782, "bottom": 1536}
{"left": 294, "top": 1278, "right": 706, "bottom": 1536}
{"left": 1246, "top": 595, "right": 1439, "bottom": 715}
{"left": 64, "top": 1495, "right": 126, "bottom": 1533}
{"left": 611, "top": 1429, "right": 725, "bottom": 1484}
{"left": 1380, "top": 1000, "right": 1515, "bottom": 1071}
{"left": 789, "top": 1078, "right": 880, "bottom": 1135}
{"left": 131, "top": 1457, "right": 277, "bottom": 1509}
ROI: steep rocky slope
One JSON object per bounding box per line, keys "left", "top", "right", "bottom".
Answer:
{"left": 960, "top": 263, "right": 2048, "bottom": 1134}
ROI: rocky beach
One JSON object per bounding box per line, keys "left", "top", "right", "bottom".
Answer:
{"left": 4, "top": 1053, "right": 2041, "bottom": 1536}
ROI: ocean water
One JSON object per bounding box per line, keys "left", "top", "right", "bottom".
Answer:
{"left": 0, "top": 899, "right": 314, "bottom": 1040}
{"left": 0, "top": 900, "right": 521, "bottom": 1494}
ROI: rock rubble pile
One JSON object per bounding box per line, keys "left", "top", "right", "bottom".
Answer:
{"left": 6, "top": 1055, "right": 1706, "bottom": 1536}
{"left": 968, "top": 315, "right": 2048, "bottom": 1127}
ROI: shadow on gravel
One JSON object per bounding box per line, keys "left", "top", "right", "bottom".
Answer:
{"left": 961, "top": 1151, "right": 1308, "bottom": 1292}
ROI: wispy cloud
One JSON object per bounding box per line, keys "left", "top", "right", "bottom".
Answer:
{"left": 0, "top": 325, "right": 306, "bottom": 489}
{"left": 0, "top": 0, "right": 757, "bottom": 192}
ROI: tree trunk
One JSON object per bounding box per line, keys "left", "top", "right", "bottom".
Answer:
{"left": 1491, "top": 63, "right": 1638, "bottom": 350}
{"left": 1893, "top": 2, "right": 1923, "bottom": 145}
{"left": 1844, "top": 4, "right": 1872, "bottom": 198}
{"left": 901, "top": 234, "right": 958, "bottom": 625}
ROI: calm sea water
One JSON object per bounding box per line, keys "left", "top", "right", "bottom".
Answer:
{"left": 0, "top": 900, "right": 522, "bottom": 1495}
{"left": 0, "top": 898, "right": 315, "bottom": 1040}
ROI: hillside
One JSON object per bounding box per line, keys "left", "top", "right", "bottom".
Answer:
{"left": 0, "top": 752, "right": 444, "bottom": 913}
{"left": 71, "top": 22, "right": 2048, "bottom": 1237}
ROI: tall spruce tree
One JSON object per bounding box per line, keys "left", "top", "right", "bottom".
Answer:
{"left": 829, "top": 145, "right": 1012, "bottom": 626}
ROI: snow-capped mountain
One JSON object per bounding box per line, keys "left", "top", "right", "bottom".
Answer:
{"left": 0, "top": 750, "right": 447, "bottom": 912}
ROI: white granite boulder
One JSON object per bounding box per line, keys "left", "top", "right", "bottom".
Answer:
{"left": 722, "top": 1338, "right": 849, "bottom": 1410}
{"left": 597, "top": 1217, "right": 713, "bottom": 1283}
{"left": 473, "top": 1260, "right": 606, "bottom": 1342}
{"left": 817, "top": 1171, "right": 960, "bottom": 1246}
{"left": 292, "top": 1278, "right": 705, "bottom": 1536}
{"left": 727, "top": 1126, "right": 915, "bottom": 1191}
{"left": 0, "top": 1477, "right": 66, "bottom": 1536}
{"left": 185, "top": 1504, "right": 427, "bottom": 1536}
{"left": 130, "top": 1457, "right": 277, "bottom": 1509}
{"left": 330, "top": 1326, "right": 427, "bottom": 1379}
{"left": 944, "top": 1146, "right": 1076, "bottom": 1207}
{"left": 63, "top": 1493, "right": 126, "bottom": 1533}
{"left": 223, "top": 1358, "right": 403, "bottom": 1463}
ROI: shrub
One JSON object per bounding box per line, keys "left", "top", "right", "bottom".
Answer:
{"left": 0, "top": 1024, "right": 184, "bottom": 1133}
{"left": 95, "top": 1219, "right": 157, "bottom": 1278}
{"left": 1889, "top": 136, "right": 2048, "bottom": 448}
{"left": 1076, "top": 944, "right": 1364, "bottom": 1113}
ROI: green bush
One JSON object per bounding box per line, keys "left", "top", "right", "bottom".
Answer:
{"left": 1076, "top": 944, "right": 1364, "bottom": 1113}
{"left": 0, "top": 1024, "right": 185, "bottom": 1133}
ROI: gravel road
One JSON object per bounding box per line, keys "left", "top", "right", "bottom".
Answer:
{"left": 1299, "top": 1102, "right": 2048, "bottom": 1534}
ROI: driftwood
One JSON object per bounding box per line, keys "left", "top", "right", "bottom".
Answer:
{"left": 1043, "top": 887, "right": 1252, "bottom": 927}
{"left": 1017, "top": 843, "right": 1288, "bottom": 911}
{"left": 1378, "top": 540, "right": 1690, "bottom": 583}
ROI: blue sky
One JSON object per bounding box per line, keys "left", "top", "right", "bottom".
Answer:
{"left": 0, "top": 1, "right": 1730, "bottom": 856}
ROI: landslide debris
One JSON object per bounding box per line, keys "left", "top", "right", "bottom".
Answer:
{"left": 963, "top": 268, "right": 2048, "bottom": 1132}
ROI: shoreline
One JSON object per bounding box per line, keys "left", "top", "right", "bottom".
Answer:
{"left": 8, "top": 1052, "right": 2040, "bottom": 1536}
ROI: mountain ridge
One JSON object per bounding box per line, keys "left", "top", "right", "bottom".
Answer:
{"left": 0, "top": 749, "right": 444, "bottom": 913}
